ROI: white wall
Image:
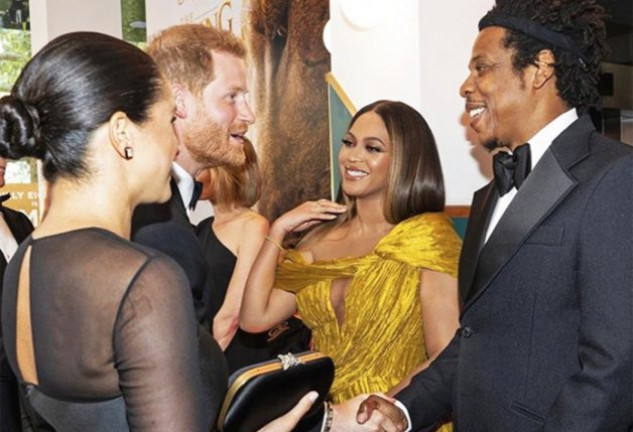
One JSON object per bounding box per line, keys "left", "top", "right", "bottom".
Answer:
{"left": 29, "top": 0, "right": 122, "bottom": 54}
{"left": 330, "top": 0, "right": 422, "bottom": 110}
{"left": 330, "top": 0, "right": 494, "bottom": 205}
{"left": 419, "top": 0, "right": 495, "bottom": 204}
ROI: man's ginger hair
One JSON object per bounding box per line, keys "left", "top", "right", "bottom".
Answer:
{"left": 147, "top": 24, "right": 246, "bottom": 95}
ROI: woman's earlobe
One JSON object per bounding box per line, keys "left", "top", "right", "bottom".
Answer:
{"left": 109, "top": 112, "right": 135, "bottom": 160}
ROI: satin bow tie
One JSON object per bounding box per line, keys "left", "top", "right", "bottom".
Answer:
{"left": 493, "top": 143, "right": 531, "bottom": 197}
{"left": 188, "top": 181, "right": 203, "bottom": 211}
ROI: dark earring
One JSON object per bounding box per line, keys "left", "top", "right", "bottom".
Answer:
{"left": 124, "top": 146, "right": 134, "bottom": 159}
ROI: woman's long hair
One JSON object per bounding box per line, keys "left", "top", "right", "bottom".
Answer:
{"left": 296, "top": 100, "right": 445, "bottom": 248}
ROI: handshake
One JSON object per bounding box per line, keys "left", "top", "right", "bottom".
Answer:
{"left": 349, "top": 394, "right": 409, "bottom": 432}
{"left": 262, "top": 393, "right": 409, "bottom": 432}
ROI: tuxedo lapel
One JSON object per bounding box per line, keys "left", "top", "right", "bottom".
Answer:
{"left": 131, "top": 178, "right": 192, "bottom": 235}
{"left": 168, "top": 179, "right": 191, "bottom": 227}
{"left": 458, "top": 183, "right": 497, "bottom": 302}
{"left": 462, "top": 148, "right": 576, "bottom": 311}
{"left": 2, "top": 207, "right": 33, "bottom": 243}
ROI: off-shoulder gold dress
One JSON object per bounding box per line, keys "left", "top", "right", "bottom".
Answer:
{"left": 275, "top": 213, "right": 461, "bottom": 430}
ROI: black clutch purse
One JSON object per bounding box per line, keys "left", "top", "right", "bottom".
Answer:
{"left": 217, "top": 351, "right": 334, "bottom": 432}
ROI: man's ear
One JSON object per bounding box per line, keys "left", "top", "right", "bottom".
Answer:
{"left": 172, "top": 83, "right": 188, "bottom": 119}
{"left": 532, "top": 49, "right": 556, "bottom": 89}
{"left": 109, "top": 111, "right": 134, "bottom": 160}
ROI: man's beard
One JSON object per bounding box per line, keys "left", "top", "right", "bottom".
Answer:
{"left": 183, "top": 112, "right": 246, "bottom": 169}
{"left": 483, "top": 138, "right": 504, "bottom": 152}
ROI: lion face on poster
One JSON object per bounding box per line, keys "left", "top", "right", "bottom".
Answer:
{"left": 244, "top": 0, "right": 331, "bottom": 221}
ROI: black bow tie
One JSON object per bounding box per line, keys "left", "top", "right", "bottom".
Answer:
{"left": 493, "top": 143, "right": 531, "bottom": 197}
{"left": 0, "top": 194, "right": 10, "bottom": 204}
{"left": 188, "top": 181, "right": 203, "bottom": 211}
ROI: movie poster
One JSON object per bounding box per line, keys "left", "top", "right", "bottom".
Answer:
{"left": 147, "top": 0, "right": 244, "bottom": 42}
{"left": 241, "top": 0, "right": 331, "bottom": 220}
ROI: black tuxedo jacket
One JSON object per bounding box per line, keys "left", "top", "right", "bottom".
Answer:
{"left": 132, "top": 179, "right": 213, "bottom": 327}
{"left": 397, "top": 116, "right": 633, "bottom": 432}
{"left": 132, "top": 180, "right": 228, "bottom": 424}
{"left": 0, "top": 204, "right": 32, "bottom": 276}
{"left": 0, "top": 204, "right": 33, "bottom": 431}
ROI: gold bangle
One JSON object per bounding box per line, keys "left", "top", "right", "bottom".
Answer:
{"left": 264, "top": 235, "right": 284, "bottom": 252}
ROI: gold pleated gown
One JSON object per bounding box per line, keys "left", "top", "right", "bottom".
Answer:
{"left": 275, "top": 213, "right": 461, "bottom": 432}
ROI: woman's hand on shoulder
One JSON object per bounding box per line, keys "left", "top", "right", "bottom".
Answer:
{"left": 271, "top": 199, "right": 346, "bottom": 235}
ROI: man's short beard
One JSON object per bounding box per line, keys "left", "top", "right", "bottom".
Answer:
{"left": 483, "top": 138, "right": 503, "bottom": 151}
{"left": 184, "top": 113, "right": 245, "bottom": 169}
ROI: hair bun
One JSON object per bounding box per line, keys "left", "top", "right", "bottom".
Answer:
{"left": 0, "top": 95, "right": 44, "bottom": 159}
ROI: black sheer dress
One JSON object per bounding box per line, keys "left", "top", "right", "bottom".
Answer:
{"left": 0, "top": 228, "right": 227, "bottom": 431}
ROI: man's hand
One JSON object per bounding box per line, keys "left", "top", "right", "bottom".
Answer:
{"left": 330, "top": 394, "right": 408, "bottom": 432}
{"left": 357, "top": 394, "right": 408, "bottom": 432}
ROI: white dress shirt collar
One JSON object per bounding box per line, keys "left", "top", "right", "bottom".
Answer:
{"left": 485, "top": 108, "right": 579, "bottom": 242}
{"left": 526, "top": 108, "right": 578, "bottom": 170}
{"left": 171, "top": 162, "right": 195, "bottom": 215}
{"left": 0, "top": 210, "right": 18, "bottom": 262}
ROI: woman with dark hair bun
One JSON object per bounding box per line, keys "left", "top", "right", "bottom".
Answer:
{"left": 0, "top": 31, "right": 208, "bottom": 431}
{"left": 0, "top": 32, "right": 316, "bottom": 432}
{"left": 0, "top": 97, "right": 42, "bottom": 159}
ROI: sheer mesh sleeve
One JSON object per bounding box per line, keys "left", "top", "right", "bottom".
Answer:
{"left": 2, "top": 229, "right": 221, "bottom": 431}
{"left": 114, "top": 254, "right": 207, "bottom": 432}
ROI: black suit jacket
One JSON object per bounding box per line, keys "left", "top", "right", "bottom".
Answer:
{"left": 132, "top": 180, "right": 228, "bottom": 428}
{"left": 0, "top": 203, "right": 33, "bottom": 431}
{"left": 397, "top": 116, "right": 633, "bottom": 432}
{"left": 132, "top": 179, "right": 213, "bottom": 327}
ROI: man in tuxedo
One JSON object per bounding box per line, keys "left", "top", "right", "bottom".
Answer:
{"left": 132, "top": 24, "right": 255, "bottom": 327}
{"left": 356, "top": 1, "right": 633, "bottom": 431}
{"left": 131, "top": 24, "right": 256, "bottom": 423}
{"left": 0, "top": 156, "right": 33, "bottom": 431}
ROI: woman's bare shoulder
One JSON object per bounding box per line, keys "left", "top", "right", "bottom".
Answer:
{"left": 241, "top": 210, "right": 270, "bottom": 233}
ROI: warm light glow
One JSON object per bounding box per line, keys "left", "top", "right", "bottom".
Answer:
{"left": 323, "top": 20, "right": 332, "bottom": 53}
{"left": 340, "top": 0, "right": 385, "bottom": 30}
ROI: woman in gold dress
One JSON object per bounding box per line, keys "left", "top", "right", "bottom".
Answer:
{"left": 241, "top": 100, "right": 461, "bottom": 431}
